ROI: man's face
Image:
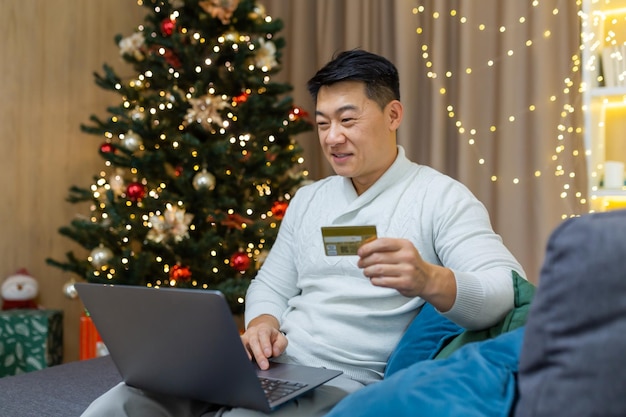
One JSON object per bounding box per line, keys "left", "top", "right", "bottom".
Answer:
{"left": 315, "top": 81, "right": 401, "bottom": 195}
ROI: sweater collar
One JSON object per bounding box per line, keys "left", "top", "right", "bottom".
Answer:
{"left": 334, "top": 146, "right": 412, "bottom": 221}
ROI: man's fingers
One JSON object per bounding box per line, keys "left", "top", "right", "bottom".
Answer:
{"left": 359, "top": 237, "right": 403, "bottom": 253}
{"left": 273, "top": 334, "right": 288, "bottom": 357}
{"left": 249, "top": 339, "right": 270, "bottom": 370}
{"left": 242, "top": 327, "right": 286, "bottom": 370}
{"left": 241, "top": 337, "right": 253, "bottom": 361}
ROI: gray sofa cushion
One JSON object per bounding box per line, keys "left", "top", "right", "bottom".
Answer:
{"left": 515, "top": 209, "right": 626, "bottom": 417}
{"left": 0, "top": 355, "right": 120, "bottom": 417}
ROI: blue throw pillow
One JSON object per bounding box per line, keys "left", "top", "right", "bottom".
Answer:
{"left": 326, "top": 327, "right": 524, "bottom": 417}
{"left": 385, "top": 303, "right": 462, "bottom": 378}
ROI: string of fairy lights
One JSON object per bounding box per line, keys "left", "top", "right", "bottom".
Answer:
{"left": 412, "top": 1, "right": 588, "bottom": 218}
{"left": 580, "top": 0, "right": 626, "bottom": 212}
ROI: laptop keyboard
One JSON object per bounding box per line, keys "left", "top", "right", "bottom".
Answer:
{"left": 259, "top": 377, "right": 308, "bottom": 402}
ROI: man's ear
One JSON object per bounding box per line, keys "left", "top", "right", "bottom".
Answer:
{"left": 387, "top": 100, "right": 403, "bottom": 130}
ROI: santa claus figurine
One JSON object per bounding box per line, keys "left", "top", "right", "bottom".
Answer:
{"left": 1, "top": 269, "right": 39, "bottom": 310}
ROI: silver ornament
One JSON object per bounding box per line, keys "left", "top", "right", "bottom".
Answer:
{"left": 62, "top": 279, "right": 79, "bottom": 299}
{"left": 192, "top": 169, "right": 216, "bottom": 191}
{"left": 89, "top": 246, "right": 114, "bottom": 269}
{"left": 122, "top": 130, "right": 143, "bottom": 152}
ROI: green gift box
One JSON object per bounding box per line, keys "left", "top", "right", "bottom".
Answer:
{"left": 0, "top": 309, "right": 63, "bottom": 377}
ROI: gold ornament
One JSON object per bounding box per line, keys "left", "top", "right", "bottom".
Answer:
{"left": 255, "top": 39, "right": 278, "bottom": 70}
{"left": 184, "top": 94, "right": 230, "bottom": 131}
{"left": 118, "top": 32, "right": 146, "bottom": 61}
{"left": 199, "top": 0, "right": 240, "bottom": 25}
{"left": 192, "top": 169, "right": 217, "bottom": 191}
{"left": 146, "top": 204, "right": 194, "bottom": 244}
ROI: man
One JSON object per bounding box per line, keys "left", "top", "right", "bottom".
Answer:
{"left": 82, "top": 49, "right": 524, "bottom": 417}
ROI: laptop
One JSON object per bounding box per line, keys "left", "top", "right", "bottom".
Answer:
{"left": 75, "top": 283, "right": 342, "bottom": 412}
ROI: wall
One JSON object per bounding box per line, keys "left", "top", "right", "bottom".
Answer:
{"left": 0, "top": 1, "right": 146, "bottom": 363}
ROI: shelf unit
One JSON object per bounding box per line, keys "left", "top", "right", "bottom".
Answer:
{"left": 582, "top": 0, "right": 626, "bottom": 211}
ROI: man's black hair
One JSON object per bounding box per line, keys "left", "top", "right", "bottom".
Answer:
{"left": 306, "top": 49, "right": 400, "bottom": 109}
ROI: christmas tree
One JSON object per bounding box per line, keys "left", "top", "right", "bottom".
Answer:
{"left": 47, "top": 0, "right": 311, "bottom": 314}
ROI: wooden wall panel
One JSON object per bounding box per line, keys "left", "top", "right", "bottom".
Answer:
{"left": 0, "top": 0, "right": 146, "bottom": 363}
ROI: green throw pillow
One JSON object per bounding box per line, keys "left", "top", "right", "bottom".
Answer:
{"left": 434, "top": 270, "right": 535, "bottom": 360}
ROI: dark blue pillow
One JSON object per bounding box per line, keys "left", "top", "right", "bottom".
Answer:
{"left": 326, "top": 327, "right": 524, "bottom": 417}
{"left": 385, "top": 303, "right": 462, "bottom": 377}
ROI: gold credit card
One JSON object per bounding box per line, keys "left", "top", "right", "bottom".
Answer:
{"left": 321, "top": 225, "right": 377, "bottom": 256}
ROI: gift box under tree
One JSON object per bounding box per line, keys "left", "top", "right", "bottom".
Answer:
{"left": 0, "top": 309, "right": 63, "bottom": 377}
{"left": 79, "top": 311, "right": 107, "bottom": 360}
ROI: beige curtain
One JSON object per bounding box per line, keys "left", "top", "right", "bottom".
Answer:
{"left": 264, "top": 0, "right": 585, "bottom": 283}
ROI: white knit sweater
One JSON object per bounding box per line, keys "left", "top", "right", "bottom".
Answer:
{"left": 245, "top": 146, "right": 524, "bottom": 384}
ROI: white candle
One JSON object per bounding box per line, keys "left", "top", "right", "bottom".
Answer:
{"left": 604, "top": 161, "right": 625, "bottom": 189}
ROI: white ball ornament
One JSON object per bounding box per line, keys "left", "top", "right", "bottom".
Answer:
{"left": 122, "top": 130, "right": 143, "bottom": 152}
{"left": 89, "top": 246, "right": 114, "bottom": 269}
{"left": 192, "top": 169, "right": 216, "bottom": 191}
{"left": 62, "top": 279, "right": 79, "bottom": 300}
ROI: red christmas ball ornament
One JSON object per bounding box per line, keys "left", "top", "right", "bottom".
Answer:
{"left": 126, "top": 182, "right": 146, "bottom": 201}
{"left": 161, "top": 18, "right": 176, "bottom": 36}
{"left": 149, "top": 45, "right": 181, "bottom": 68}
{"left": 100, "top": 143, "right": 116, "bottom": 154}
{"left": 162, "top": 48, "right": 182, "bottom": 68}
{"left": 271, "top": 201, "right": 289, "bottom": 220}
{"left": 230, "top": 251, "right": 251, "bottom": 272}
{"left": 288, "top": 106, "right": 309, "bottom": 122}
{"left": 233, "top": 92, "right": 249, "bottom": 104}
{"left": 169, "top": 264, "right": 192, "bottom": 282}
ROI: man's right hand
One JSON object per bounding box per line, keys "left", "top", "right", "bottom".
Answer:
{"left": 240, "top": 314, "right": 288, "bottom": 370}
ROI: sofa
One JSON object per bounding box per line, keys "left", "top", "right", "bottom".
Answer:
{"left": 328, "top": 209, "right": 626, "bottom": 417}
{"left": 1, "top": 209, "right": 624, "bottom": 417}
{"left": 0, "top": 355, "right": 120, "bottom": 416}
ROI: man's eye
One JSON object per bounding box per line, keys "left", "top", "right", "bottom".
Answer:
{"left": 317, "top": 121, "right": 329, "bottom": 129}
{"left": 342, "top": 118, "right": 355, "bottom": 124}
